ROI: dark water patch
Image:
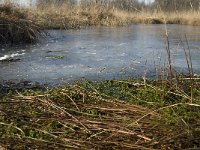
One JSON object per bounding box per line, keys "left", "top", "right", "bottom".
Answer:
{"left": 0, "top": 80, "right": 47, "bottom": 93}
{"left": 0, "top": 58, "right": 21, "bottom": 63}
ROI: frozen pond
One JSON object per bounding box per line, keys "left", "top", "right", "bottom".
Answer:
{"left": 0, "top": 24, "right": 200, "bottom": 85}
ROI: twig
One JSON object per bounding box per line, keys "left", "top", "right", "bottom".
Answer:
{"left": 0, "top": 122, "right": 25, "bottom": 136}
{"left": 129, "top": 103, "right": 182, "bottom": 126}
{"left": 60, "top": 91, "right": 80, "bottom": 112}
{"left": 38, "top": 98, "right": 90, "bottom": 133}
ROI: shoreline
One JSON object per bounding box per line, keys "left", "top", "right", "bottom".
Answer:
{"left": 32, "top": 11, "right": 200, "bottom": 30}
{"left": 29, "top": 5, "right": 200, "bottom": 29}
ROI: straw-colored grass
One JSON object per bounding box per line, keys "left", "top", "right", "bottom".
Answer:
{"left": 28, "top": 4, "right": 133, "bottom": 29}
{"left": 28, "top": 3, "right": 200, "bottom": 29}
{"left": 133, "top": 11, "right": 200, "bottom": 25}
{"left": 1, "top": 3, "right": 199, "bottom": 33}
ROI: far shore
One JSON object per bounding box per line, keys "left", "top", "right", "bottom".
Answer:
{"left": 1, "top": 3, "right": 200, "bottom": 44}
{"left": 29, "top": 4, "right": 200, "bottom": 29}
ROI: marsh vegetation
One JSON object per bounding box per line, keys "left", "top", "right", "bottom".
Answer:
{"left": 31, "top": 0, "right": 200, "bottom": 29}
{"left": 1, "top": 76, "right": 200, "bottom": 149}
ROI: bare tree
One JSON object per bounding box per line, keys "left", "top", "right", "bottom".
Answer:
{"left": 154, "top": 0, "right": 200, "bottom": 11}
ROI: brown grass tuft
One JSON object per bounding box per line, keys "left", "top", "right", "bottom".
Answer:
{"left": 0, "top": 3, "right": 41, "bottom": 44}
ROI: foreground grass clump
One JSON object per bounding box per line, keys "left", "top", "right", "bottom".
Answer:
{"left": 0, "top": 78, "right": 200, "bottom": 149}
{"left": 0, "top": 3, "right": 40, "bottom": 44}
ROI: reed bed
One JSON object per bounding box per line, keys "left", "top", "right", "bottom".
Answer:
{"left": 1, "top": 3, "right": 199, "bottom": 33}
{"left": 27, "top": 3, "right": 200, "bottom": 30}
{"left": 0, "top": 3, "right": 41, "bottom": 44}
{"left": 133, "top": 11, "right": 200, "bottom": 25}
{"left": 0, "top": 78, "right": 200, "bottom": 149}
{"left": 28, "top": 4, "right": 133, "bottom": 29}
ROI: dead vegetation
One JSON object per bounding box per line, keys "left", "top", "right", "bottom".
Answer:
{"left": 0, "top": 3, "right": 41, "bottom": 44}
{"left": 0, "top": 79, "right": 200, "bottom": 149}
{"left": 28, "top": 3, "right": 200, "bottom": 30}
{"left": 28, "top": 4, "right": 133, "bottom": 29}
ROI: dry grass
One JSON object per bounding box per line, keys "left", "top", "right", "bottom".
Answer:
{"left": 27, "top": 3, "right": 200, "bottom": 29}
{"left": 28, "top": 4, "right": 134, "bottom": 29}
{"left": 112, "top": 10, "right": 200, "bottom": 25}
{"left": 166, "top": 11, "right": 200, "bottom": 25}
{"left": 0, "top": 3, "right": 41, "bottom": 44}
{"left": 0, "top": 79, "right": 200, "bottom": 149}
{"left": 1, "top": 3, "right": 199, "bottom": 33}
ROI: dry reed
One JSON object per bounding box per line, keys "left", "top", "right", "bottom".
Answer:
{"left": 0, "top": 79, "right": 200, "bottom": 149}
{"left": 0, "top": 3, "right": 41, "bottom": 44}
{"left": 27, "top": 3, "right": 200, "bottom": 30}
{"left": 1, "top": 3, "right": 199, "bottom": 33}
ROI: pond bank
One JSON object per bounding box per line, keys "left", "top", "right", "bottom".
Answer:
{"left": 0, "top": 78, "right": 200, "bottom": 149}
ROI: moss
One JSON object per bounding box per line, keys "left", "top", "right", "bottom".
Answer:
{"left": 45, "top": 55, "right": 65, "bottom": 59}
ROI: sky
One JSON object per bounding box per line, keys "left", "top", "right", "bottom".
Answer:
{"left": 0, "top": 0, "right": 155, "bottom": 6}
{"left": 138, "top": 0, "right": 155, "bottom": 4}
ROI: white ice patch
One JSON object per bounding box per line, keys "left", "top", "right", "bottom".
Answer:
{"left": 0, "top": 53, "right": 25, "bottom": 61}
{"left": 120, "top": 53, "right": 126, "bottom": 56}
{"left": 86, "top": 52, "right": 97, "bottom": 55}
{"left": 118, "top": 43, "right": 126, "bottom": 46}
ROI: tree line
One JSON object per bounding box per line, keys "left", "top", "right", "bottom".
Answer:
{"left": 37, "top": 0, "right": 200, "bottom": 11}
{"left": 154, "top": 0, "right": 200, "bottom": 11}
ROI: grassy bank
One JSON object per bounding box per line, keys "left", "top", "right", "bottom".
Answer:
{"left": 28, "top": 4, "right": 200, "bottom": 29}
{"left": 1, "top": 3, "right": 200, "bottom": 34}
{"left": 0, "top": 77, "right": 200, "bottom": 149}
